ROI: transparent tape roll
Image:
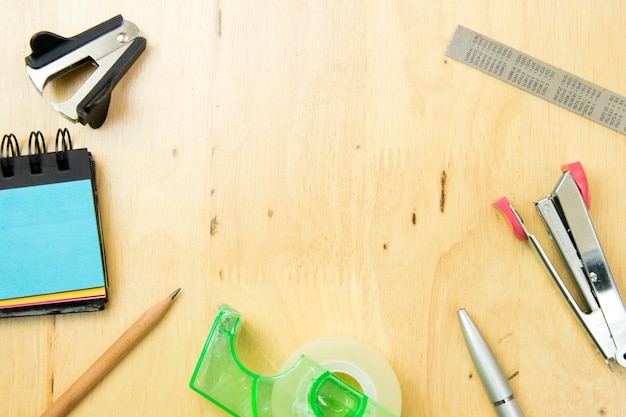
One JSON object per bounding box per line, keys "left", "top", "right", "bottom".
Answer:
{"left": 277, "top": 337, "right": 403, "bottom": 416}
{"left": 190, "top": 305, "right": 403, "bottom": 416}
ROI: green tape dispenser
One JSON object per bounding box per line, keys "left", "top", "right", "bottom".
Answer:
{"left": 190, "top": 305, "right": 401, "bottom": 417}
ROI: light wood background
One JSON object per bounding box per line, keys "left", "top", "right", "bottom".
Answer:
{"left": 3, "top": 1, "right": 626, "bottom": 416}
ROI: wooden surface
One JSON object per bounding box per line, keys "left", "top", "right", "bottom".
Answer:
{"left": 2, "top": 1, "right": 626, "bottom": 416}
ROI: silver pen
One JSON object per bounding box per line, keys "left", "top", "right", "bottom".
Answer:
{"left": 457, "top": 309, "right": 525, "bottom": 417}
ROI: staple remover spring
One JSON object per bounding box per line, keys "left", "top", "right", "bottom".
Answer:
{"left": 25, "top": 15, "right": 146, "bottom": 128}
{"left": 494, "top": 162, "right": 626, "bottom": 370}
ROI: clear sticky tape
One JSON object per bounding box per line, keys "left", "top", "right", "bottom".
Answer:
{"left": 190, "top": 304, "right": 399, "bottom": 417}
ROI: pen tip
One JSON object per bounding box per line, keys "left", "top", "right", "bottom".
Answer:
{"left": 170, "top": 288, "right": 181, "bottom": 299}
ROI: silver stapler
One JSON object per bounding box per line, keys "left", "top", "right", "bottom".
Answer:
{"left": 25, "top": 15, "right": 146, "bottom": 128}
{"left": 494, "top": 162, "right": 626, "bottom": 369}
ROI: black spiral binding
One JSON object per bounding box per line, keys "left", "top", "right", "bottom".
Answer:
{"left": 1, "top": 129, "right": 77, "bottom": 180}
{"left": 0, "top": 127, "right": 107, "bottom": 318}
{"left": 1, "top": 133, "right": 20, "bottom": 177}
{"left": 55, "top": 128, "right": 72, "bottom": 171}
{"left": 28, "top": 131, "right": 46, "bottom": 175}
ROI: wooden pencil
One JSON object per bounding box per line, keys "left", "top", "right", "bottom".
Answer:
{"left": 39, "top": 288, "right": 181, "bottom": 417}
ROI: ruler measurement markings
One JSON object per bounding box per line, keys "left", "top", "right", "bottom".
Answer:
{"left": 446, "top": 26, "right": 626, "bottom": 134}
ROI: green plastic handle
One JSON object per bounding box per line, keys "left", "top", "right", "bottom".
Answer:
{"left": 190, "top": 305, "right": 398, "bottom": 417}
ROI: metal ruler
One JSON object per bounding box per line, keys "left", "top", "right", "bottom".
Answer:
{"left": 445, "top": 25, "right": 626, "bottom": 135}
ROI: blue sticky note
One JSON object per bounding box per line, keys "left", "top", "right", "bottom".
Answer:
{"left": 0, "top": 179, "right": 106, "bottom": 300}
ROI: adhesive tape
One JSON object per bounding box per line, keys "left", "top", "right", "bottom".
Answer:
{"left": 278, "top": 337, "right": 403, "bottom": 416}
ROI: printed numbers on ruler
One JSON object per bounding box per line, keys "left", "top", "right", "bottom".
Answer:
{"left": 446, "top": 25, "right": 626, "bottom": 135}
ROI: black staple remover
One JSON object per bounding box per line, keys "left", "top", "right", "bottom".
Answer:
{"left": 25, "top": 15, "right": 146, "bottom": 129}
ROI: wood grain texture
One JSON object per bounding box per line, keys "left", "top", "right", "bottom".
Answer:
{"left": 2, "top": 1, "right": 626, "bottom": 416}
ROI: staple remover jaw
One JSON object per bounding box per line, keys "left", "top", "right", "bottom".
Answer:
{"left": 25, "top": 15, "right": 146, "bottom": 128}
{"left": 534, "top": 167, "right": 626, "bottom": 368}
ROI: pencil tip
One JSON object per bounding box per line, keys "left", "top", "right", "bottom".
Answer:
{"left": 170, "top": 288, "right": 181, "bottom": 299}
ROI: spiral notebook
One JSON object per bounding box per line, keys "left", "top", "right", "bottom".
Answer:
{"left": 0, "top": 129, "right": 108, "bottom": 318}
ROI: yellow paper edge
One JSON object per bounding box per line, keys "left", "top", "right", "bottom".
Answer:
{"left": 0, "top": 287, "right": 106, "bottom": 308}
